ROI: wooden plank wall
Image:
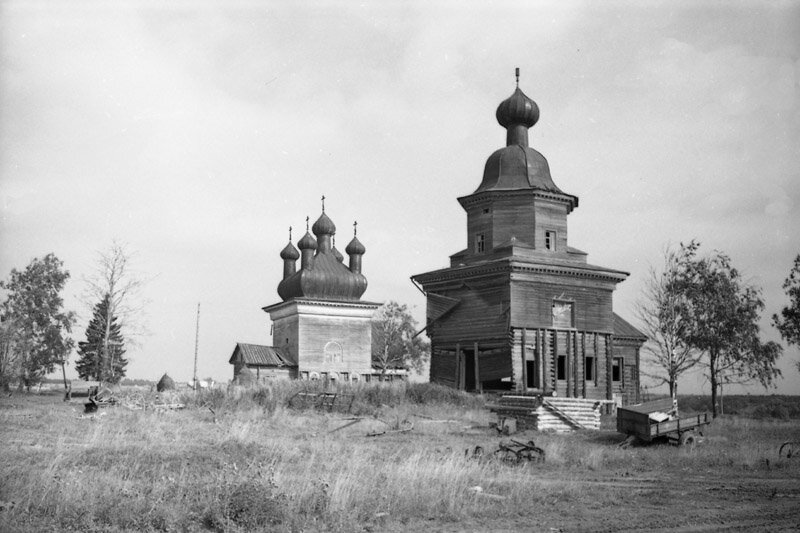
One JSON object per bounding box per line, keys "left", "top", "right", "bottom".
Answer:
{"left": 511, "top": 282, "right": 614, "bottom": 333}
{"left": 513, "top": 328, "right": 612, "bottom": 400}
{"left": 431, "top": 285, "right": 510, "bottom": 344}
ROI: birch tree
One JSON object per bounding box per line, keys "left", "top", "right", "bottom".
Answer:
{"left": 773, "top": 253, "right": 800, "bottom": 372}
{"left": 635, "top": 246, "right": 700, "bottom": 399}
{"left": 82, "top": 243, "right": 148, "bottom": 378}
{"left": 372, "top": 301, "right": 429, "bottom": 378}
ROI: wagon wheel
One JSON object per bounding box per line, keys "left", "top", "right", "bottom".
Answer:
{"left": 517, "top": 446, "right": 546, "bottom": 463}
{"left": 779, "top": 441, "right": 797, "bottom": 459}
{"left": 679, "top": 431, "right": 697, "bottom": 448}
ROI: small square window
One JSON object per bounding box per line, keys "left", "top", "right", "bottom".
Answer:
{"left": 544, "top": 230, "right": 556, "bottom": 251}
{"left": 475, "top": 233, "right": 485, "bottom": 253}
{"left": 482, "top": 208, "right": 490, "bottom": 214}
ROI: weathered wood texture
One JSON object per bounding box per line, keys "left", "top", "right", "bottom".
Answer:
{"left": 510, "top": 281, "right": 614, "bottom": 332}
{"left": 428, "top": 284, "right": 510, "bottom": 344}
{"left": 491, "top": 395, "right": 603, "bottom": 431}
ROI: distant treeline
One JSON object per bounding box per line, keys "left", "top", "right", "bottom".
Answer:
{"left": 40, "top": 377, "right": 155, "bottom": 387}
{"left": 677, "top": 395, "right": 800, "bottom": 420}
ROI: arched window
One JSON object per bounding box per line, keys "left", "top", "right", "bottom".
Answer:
{"left": 324, "top": 341, "right": 343, "bottom": 363}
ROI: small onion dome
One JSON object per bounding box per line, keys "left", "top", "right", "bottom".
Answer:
{"left": 297, "top": 231, "right": 317, "bottom": 250}
{"left": 311, "top": 212, "right": 336, "bottom": 236}
{"left": 280, "top": 241, "right": 300, "bottom": 260}
{"left": 496, "top": 87, "right": 539, "bottom": 129}
{"left": 345, "top": 236, "right": 365, "bottom": 255}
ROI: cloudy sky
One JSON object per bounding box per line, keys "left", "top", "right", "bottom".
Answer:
{"left": 1, "top": 0, "right": 798, "bottom": 394}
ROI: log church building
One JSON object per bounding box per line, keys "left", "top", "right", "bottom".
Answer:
{"left": 411, "top": 71, "right": 645, "bottom": 404}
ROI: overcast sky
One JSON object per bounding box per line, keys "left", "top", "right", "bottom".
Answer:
{"left": 1, "top": 0, "right": 798, "bottom": 394}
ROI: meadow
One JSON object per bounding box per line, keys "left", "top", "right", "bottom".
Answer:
{"left": 1, "top": 383, "right": 798, "bottom": 532}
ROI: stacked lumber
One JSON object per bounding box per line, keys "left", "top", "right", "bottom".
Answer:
{"left": 490, "top": 394, "right": 602, "bottom": 432}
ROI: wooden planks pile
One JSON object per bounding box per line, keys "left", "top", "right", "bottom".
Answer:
{"left": 490, "top": 394, "right": 603, "bottom": 432}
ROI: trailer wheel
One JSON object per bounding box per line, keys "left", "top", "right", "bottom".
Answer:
{"left": 679, "top": 431, "right": 696, "bottom": 448}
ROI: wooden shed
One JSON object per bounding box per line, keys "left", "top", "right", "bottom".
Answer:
{"left": 229, "top": 343, "right": 298, "bottom": 383}
{"left": 411, "top": 73, "right": 645, "bottom": 405}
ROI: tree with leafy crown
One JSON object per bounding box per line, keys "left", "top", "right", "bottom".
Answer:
{"left": 75, "top": 293, "right": 127, "bottom": 383}
{"left": 0, "top": 254, "right": 76, "bottom": 391}
{"left": 773, "top": 253, "right": 800, "bottom": 372}
{"left": 670, "top": 241, "right": 782, "bottom": 417}
{"left": 372, "top": 301, "right": 429, "bottom": 378}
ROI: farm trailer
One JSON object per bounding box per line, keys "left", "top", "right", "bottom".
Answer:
{"left": 617, "top": 398, "right": 710, "bottom": 446}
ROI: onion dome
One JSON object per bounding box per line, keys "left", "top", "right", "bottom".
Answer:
{"left": 345, "top": 235, "right": 365, "bottom": 255}
{"left": 471, "top": 69, "right": 577, "bottom": 212}
{"left": 280, "top": 241, "right": 300, "bottom": 261}
{"left": 311, "top": 212, "right": 336, "bottom": 237}
{"left": 277, "top": 206, "right": 368, "bottom": 302}
{"left": 496, "top": 87, "right": 539, "bottom": 129}
{"left": 297, "top": 231, "right": 317, "bottom": 251}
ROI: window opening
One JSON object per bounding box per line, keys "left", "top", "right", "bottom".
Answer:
{"left": 544, "top": 230, "right": 556, "bottom": 251}
{"left": 475, "top": 233, "right": 485, "bottom": 253}
{"left": 557, "top": 355, "right": 566, "bottom": 380}
{"left": 585, "top": 356, "right": 595, "bottom": 381}
{"left": 612, "top": 358, "right": 623, "bottom": 382}
{"left": 552, "top": 301, "right": 574, "bottom": 328}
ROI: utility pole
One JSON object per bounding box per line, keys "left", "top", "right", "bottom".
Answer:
{"left": 193, "top": 302, "right": 200, "bottom": 391}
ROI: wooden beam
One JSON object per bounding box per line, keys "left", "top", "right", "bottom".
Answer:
{"left": 520, "top": 328, "right": 527, "bottom": 392}
{"left": 606, "top": 335, "right": 613, "bottom": 401}
{"left": 572, "top": 331, "right": 579, "bottom": 398}
{"left": 473, "top": 341, "right": 481, "bottom": 393}
{"left": 537, "top": 329, "right": 544, "bottom": 390}
{"left": 565, "top": 331, "right": 571, "bottom": 397}
{"left": 455, "top": 343, "right": 461, "bottom": 390}
{"left": 552, "top": 330, "right": 558, "bottom": 395}
{"left": 581, "top": 332, "right": 587, "bottom": 398}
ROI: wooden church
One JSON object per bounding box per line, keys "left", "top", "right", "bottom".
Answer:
{"left": 412, "top": 71, "right": 645, "bottom": 405}
{"left": 230, "top": 202, "right": 400, "bottom": 383}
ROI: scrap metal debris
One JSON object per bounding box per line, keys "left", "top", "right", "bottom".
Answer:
{"left": 493, "top": 439, "right": 546, "bottom": 463}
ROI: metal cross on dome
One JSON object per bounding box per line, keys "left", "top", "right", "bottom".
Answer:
{"left": 321, "top": 195, "right": 326, "bottom": 213}
{"left": 353, "top": 220, "right": 358, "bottom": 236}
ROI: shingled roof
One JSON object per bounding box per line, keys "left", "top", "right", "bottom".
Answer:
{"left": 229, "top": 343, "right": 297, "bottom": 367}
{"left": 613, "top": 313, "right": 647, "bottom": 341}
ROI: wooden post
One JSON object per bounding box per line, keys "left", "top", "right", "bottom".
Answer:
{"left": 520, "top": 328, "right": 527, "bottom": 392}
{"left": 454, "top": 343, "right": 461, "bottom": 390}
{"left": 552, "top": 330, "right": 558, "bottom": 395}
{"left": 573, "top": 331, "right": 580, "bottom": 398}
{"left": 606, "top": 335, "right": 613, "bottom": 401}
{"left": 581, "top": 332, "right": 587, "bottom": 398}
{"left": 594, "top": 333, "right": 599, "bottom": 387}
{"left": 536, "top": 329, "right": 543, "bottom": 390}
{"left": 473, "top": 341, "right": 481, "bottom": 393}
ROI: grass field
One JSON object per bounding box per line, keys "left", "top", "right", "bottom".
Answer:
{"left": 1, "top": 383, "right": 799, "bottom": 532}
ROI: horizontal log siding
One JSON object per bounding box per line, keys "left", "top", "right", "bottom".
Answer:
{"left": 510, "top": 280, "right": 614, "bottom": 333}
{"left": 429, "top": 284, "right": 510, "bottom": 344}
{"left": 533, "top": 198, "right": 568, "bottom": 252}
{"left": 430, "top": 349, "right": 457, "bottom": 387}
{"left": 488, "top": 196, "right": 536, "bottom": 249}
{"left": 480, "top": 349, "right": 513, "bottom": 382}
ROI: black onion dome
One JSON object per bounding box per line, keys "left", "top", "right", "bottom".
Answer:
{"left": 297, "top": 231, "right": 317, "bottom": 250}
{"left": 345, "top": 236, "right": 366, "bottom": 255}
{"left": 311, "top": 212, "right": 336, "bottom": 236}
{"left": 280, "top": 241, "right": 300, "bottom": 260}
{"left": 496, "top": 87, "right": 539, "bottom": 129}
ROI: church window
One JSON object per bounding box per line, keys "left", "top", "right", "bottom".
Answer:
{"left": 475, "top": 233, "right": 485, "bottom": 253}
{"left": 545, "top": 230, "right": 556, "bottom": 251}
{"left": 552, "top": 300, "right": 574, "bottom": 328}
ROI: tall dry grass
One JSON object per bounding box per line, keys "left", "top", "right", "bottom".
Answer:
{"left": 1, "top": 384, "right": 798, "bottom": 532}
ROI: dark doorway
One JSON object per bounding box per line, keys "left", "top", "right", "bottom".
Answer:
{"left": 526, "top": 360, "right": 537, "bottom": 389}
{"left": 463, "top": 350, "right": 476, "bottom": 390}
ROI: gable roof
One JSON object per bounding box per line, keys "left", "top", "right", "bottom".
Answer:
{"left": 613, "top": 313, "right": 647, "bottom": 341}
{"left": 229, "top": 343, "right": 297, "bottom": 367}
